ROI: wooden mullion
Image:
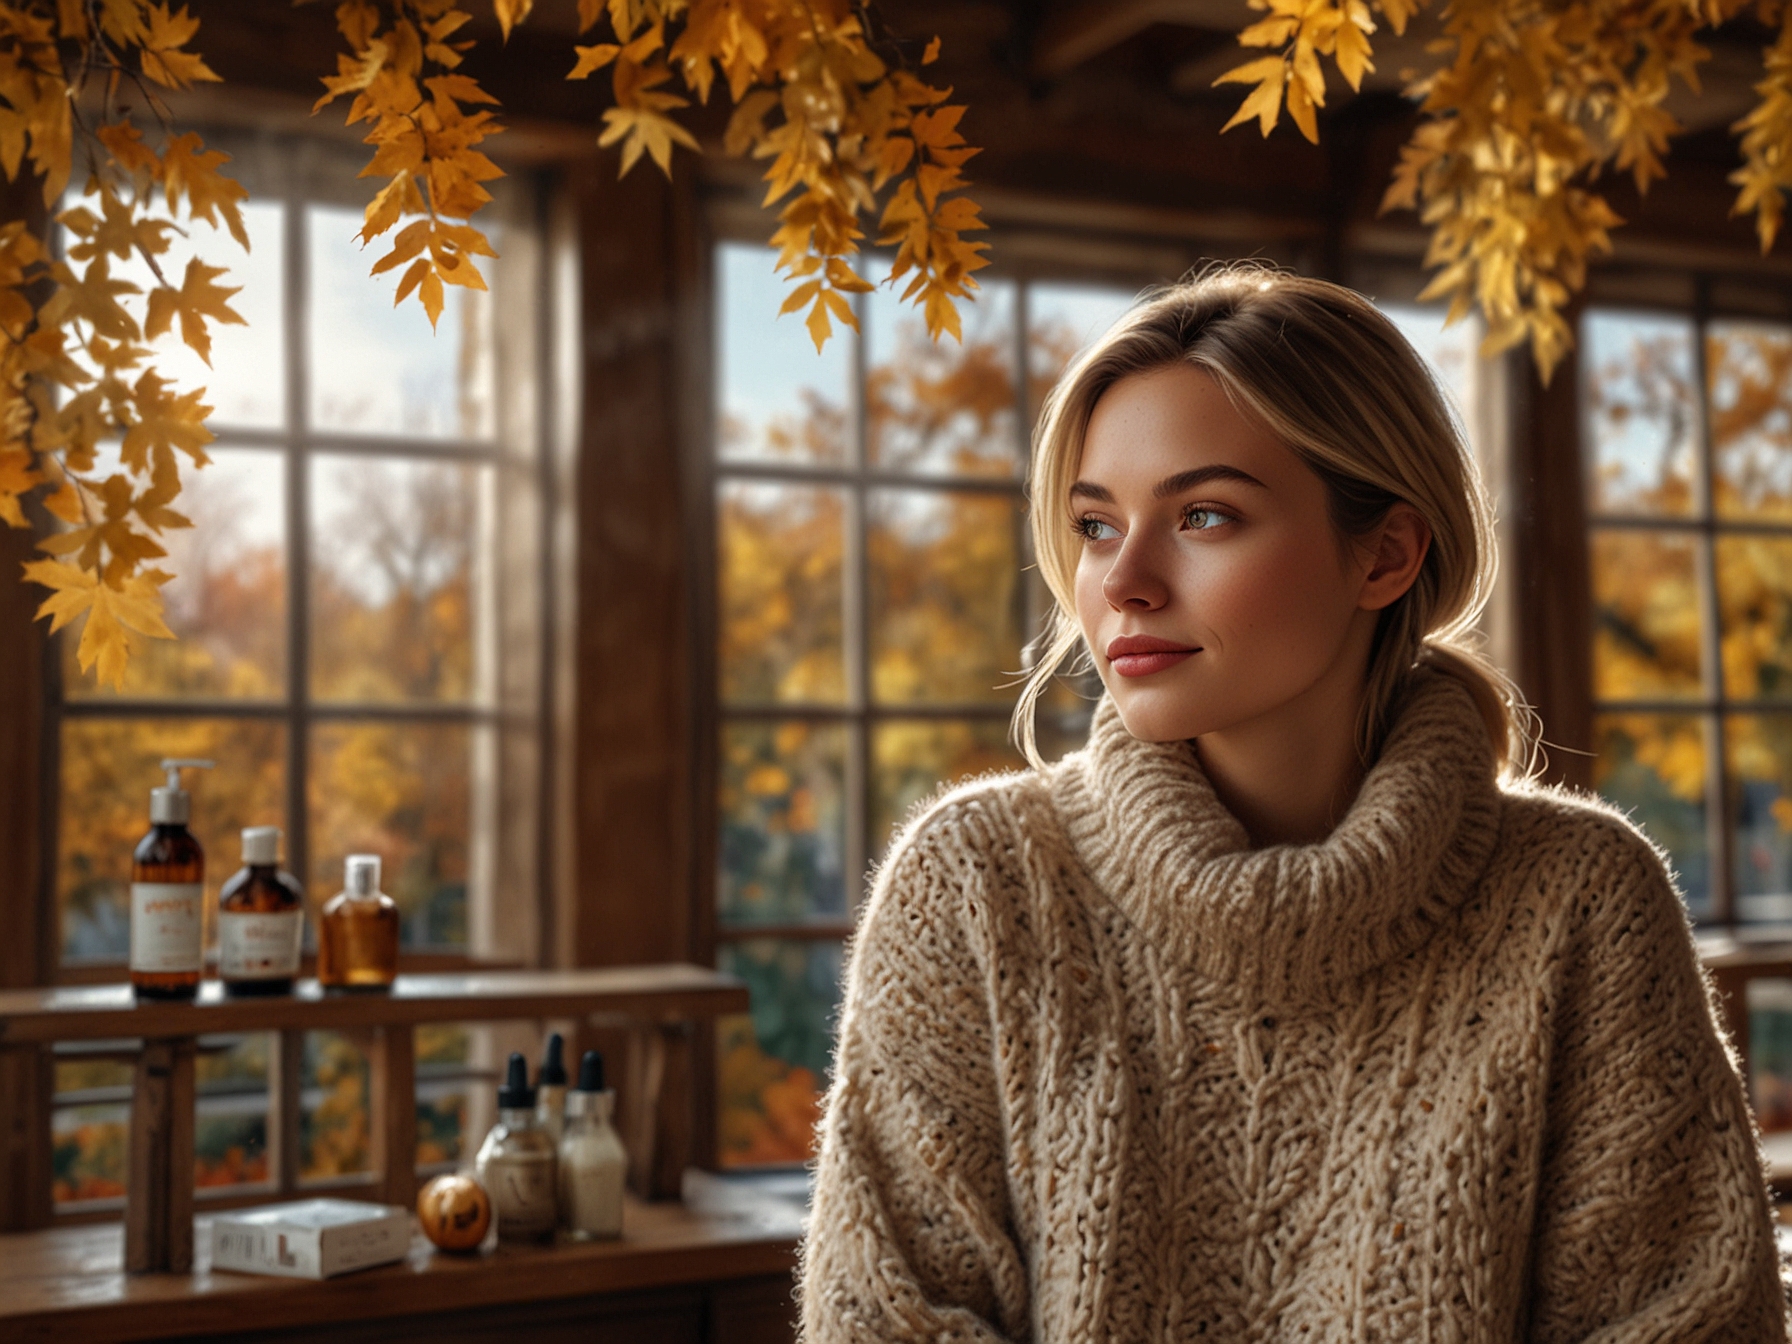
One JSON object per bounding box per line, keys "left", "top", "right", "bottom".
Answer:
{"left": 367, "top": 1023, "right": 417, "bottom": 1211}
{"left": 268, "top": 1028, "right": 305, "bottom": 1196}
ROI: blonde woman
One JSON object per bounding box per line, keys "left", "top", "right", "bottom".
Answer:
{"left": 797, "top": 266, "right": 1786, "bottom": 1341}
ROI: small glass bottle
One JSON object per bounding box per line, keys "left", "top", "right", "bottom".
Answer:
{"left": 130, "top": 758, "right": 214, "bottom": 1001}
{"left": 475, "top": 1053, "right": 558, "bottom": 1242}
{"left": 536, "top": 1032, "right": 568, "bottom": 1146}
{"left": 558, "top": 1050, "right": 626, "bottom": 1240}
{"left": 218, "top": 827, "right": 305, "bottom": 996}
{"left": 317, "top": 854, "right": 400, "bottom": 992}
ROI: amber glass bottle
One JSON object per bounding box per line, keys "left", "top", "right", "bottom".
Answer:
{"left": 130, "top": 759, "right": 213, "bottom": 1001}
{"left": 317, "top": 854, "right": 400, "bottom": 991}
{"left": 218, "top": 827, "right": 305, "bottom": 996}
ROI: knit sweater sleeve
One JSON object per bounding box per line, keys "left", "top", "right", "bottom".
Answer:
{"left": 798, "top": 794, "right": 1029, "bottom": 1344}
{"left": 1525, "top": 826, "right": 1786, "bottom": 1343}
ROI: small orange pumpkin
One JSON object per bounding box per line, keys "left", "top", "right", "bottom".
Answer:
{"left": 418, "top": 1173, "right": 492, "bottom": 1252}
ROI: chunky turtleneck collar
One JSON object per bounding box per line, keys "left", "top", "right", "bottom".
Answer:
{"left": 1049, "top": 669, "right": 1504, "bottom": 1007}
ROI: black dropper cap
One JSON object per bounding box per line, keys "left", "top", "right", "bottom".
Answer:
{"left": 538, "top": 1032, "right": 567, "bottom": 1087}
{"left": 497, "top": 1052, "right": 535, "bottom": 1109}
{"left": 575, "top": 1050, "right": 606, "bottom": 1094}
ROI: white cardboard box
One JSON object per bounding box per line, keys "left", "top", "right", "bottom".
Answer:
{"left": 209, "top": 1199, "right": 411, "bottom": 1279}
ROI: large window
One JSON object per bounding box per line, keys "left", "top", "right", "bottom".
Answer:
{"left": 711, "top": 243, "right": 1139, "bottom": 1164}
{"left": 46, "top": 134, "right": 550, "bottom": 1210}
{"left": 708, "top": 245, "right": 1491, "bottom": 1164}
{"left": 1585, "top": 298, "right": 1792, "bottom": 925}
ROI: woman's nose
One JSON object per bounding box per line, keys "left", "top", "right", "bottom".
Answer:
{"left": 1102, "top": 534, "right": 1170, "bottom": 611}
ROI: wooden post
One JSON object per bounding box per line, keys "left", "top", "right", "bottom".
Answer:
{"left": 649, "top": 1021, "right": 694, "bottom": 1200}
{"left": 0, "top": 1043, "right": 53, "bottom": 1231}
{"left": 267, "top": 1029, "right": 305, "bottom": 1196}
{"left": 125, "top": 1036, "right": 195, "bottom": 1273}
{"left": 368, "top": 1023, "right": 416, "bottom": 1210}
{"left": 618, "top": 1023, "right": 665, "bottom": 1200}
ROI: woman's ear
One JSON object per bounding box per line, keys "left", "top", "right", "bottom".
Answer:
{"left": 1358, "top": 505, "right": 1431, "bottom": 612}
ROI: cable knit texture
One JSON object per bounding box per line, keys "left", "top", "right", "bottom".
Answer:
{"left": 798, "top": 671, "right": 1788, "bottom": 1342}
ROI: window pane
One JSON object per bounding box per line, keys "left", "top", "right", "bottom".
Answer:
{"left": 310, "top": 455, "right": 485, "bottom": 704}
{"left": 58, "top": 718, "right": 286, "bottom": 963}
{"left": 1594, "top": 713, "right": 1710, "bottom": 917}
{"left": 1381, "top": 303, "right": 1481, "bottom": 440}
{"left": 719, "top": 720, "right": 847, "bottom": 927}
{"left": 97, "top": 199, "right": 285, "bottom": 430}
{"left": 1746, "top": 978, "right": 1792, "bottom": 1132}
{"left": 1729, "top": 713, "right": 1792, "bottom": 922}
{"left": 416, "top": 1023, "right": 472, "bottom": 1169}
{"left": 872, "top": 718, "right": 1021, "bottom": 852}
{"left": 301, "top": 1029, "right": 370, "bottom": 1179}
{"left": 1027, "top": 282, "right": 1137, "bottom": 413}
{"left": 869, "top": 489, "right": 1022, "bottom": 704}
{"left": 718, "top": 481, "right": 846, "bottom": 705}
{"left": 307, "top": 204, "right": 495, "bottom": 441}
{"left": 196, "top": 1033, "right": 271, "bottom": 1191}
{"left": 1580, "top": 311, "right": 1699, "bottom": 517}
{"left": 309, "top": 721, "right": 471, "bottom": 950}
{"left": 64, "top": 448, "right": 287, "bottom": 701}
{"left": 1590, "top": 530, "right": 1703, "bottom": 700}
{"left": 717, "top": 939, "right": 841, "bottom": 1167}
{"left": 716, "top": 241, "right": 849, "bottom": 466}
{"left": 53, "top": 1099, "right": 126, "bottom": 1205}
{"left": 1708, "top": 321, "right": 1792, "bottom": 520}
{"left": 866, "top": 278, "right": 1017, "bottom": 477}
{"left": 1718, "top": 536, "right": 1792, "bottom": 699}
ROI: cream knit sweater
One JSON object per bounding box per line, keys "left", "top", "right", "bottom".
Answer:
{"left": 798, "top": 671, "right": 1787, "bottom": 1342}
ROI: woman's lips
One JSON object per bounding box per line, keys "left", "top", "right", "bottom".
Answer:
{"left": 1106, "top": 636, "right": 1199, "bottom": 678}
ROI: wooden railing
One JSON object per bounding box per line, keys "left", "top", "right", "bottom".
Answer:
{"left": 0, "top": 965, "right": 749, "bottom": 1272}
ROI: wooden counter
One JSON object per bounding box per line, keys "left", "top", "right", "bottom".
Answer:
{"left": 0, "top": 1196, "right": 801, "bottom": 1344}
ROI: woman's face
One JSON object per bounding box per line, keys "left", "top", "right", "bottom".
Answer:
{"left": 1071, "top": 363, "right": 1406, "bottom": 745}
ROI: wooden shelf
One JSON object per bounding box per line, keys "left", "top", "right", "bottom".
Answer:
{"left": 0, "top": 965, "right": 751, "bottom": 1273}
{"left": 0, "top": 1196, "right": 800, "bottom": 1343}
{"left": 0, "top": 966, "right": 748, "bottom": 1043}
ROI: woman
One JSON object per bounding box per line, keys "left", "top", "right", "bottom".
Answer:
{"left": 797, "top": 266, "right": 1787, "bottom": 1341}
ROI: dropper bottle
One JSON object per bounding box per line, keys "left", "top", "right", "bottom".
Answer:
{"left": 130, "top": 758, "right": 214, "bottom": 1000}
{"left": 474, "top": 1053, "right": 558, "bottom": 1242}
{"left": 537, "top": 1032, "right": 568, "bottom": 1144}
{"left": 558, "top": 1050, "right": 626, "bottom": 1240}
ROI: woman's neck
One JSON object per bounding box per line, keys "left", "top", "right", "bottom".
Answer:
{"left": 1194, "top": 630, "right": 1375, "bottom": 848}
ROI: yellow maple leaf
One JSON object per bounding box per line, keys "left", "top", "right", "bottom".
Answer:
{"left": 144, "top": 257, "right": 246, "bottom": 366}
{"left": 24, "top": 559, "right": 175, "bottom": 688}
{"left": 494, "top": 0, "right": 533, "bottom": 41}
{"left": 138, "top": 3, "right": 221, "bottom": 90}
{"left": 1217, "top": 56, "right": 1288, "bottom": 136}
{"left": 161, "top": 133, "right": 250, "bottom": 248}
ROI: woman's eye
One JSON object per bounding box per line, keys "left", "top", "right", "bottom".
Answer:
{"left": 1182, "top": 506, "right": 1232, "bottom": 532}
{"left": 1074, "top": 516, "right": 1120, "bottom": 542}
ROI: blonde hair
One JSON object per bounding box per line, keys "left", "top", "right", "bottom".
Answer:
{"left": 1015, "top": 263, "right": 1536, "bottom": 777}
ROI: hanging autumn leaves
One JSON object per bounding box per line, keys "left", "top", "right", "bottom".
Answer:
{"left": 2, "top": 0, "right": 986, "bottom": 685}
{"left": 1215, "top": 0, "right": 1792, "bottom": 380}
{"left": 0, "top": 2, "right": 245, "bottom": 686}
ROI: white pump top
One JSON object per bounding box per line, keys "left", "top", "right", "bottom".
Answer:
{"left": 344, "top": 854, "right": 382, "bottom": 898}
{"left": 150, "top": 758, "right": 214, "bottom": 825}
{"left": 242, "top": 826, "right": 281, "bottom": 866}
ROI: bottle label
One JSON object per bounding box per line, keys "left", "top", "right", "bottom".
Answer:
{"left": 129, "top": 882, "right": 204, "bottom": 974}
{"left": 219, "top": 910, "right": 303, "bottom": 980}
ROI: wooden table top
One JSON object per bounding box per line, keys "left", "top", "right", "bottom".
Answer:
{"left": 0, "top": 964, "right": 749, "bottom": 1042}
{"left": 0, "top": 1197, "right": 801, "bottom": 1343}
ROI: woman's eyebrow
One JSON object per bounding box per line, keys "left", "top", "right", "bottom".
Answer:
{"left": 1068, "top": 464, "right": 1267, "bottom": 504}
{"left": 1152, "top": 465, "right": 1267, "bottom": 497}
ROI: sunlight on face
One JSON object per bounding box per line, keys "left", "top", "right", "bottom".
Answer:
{"left": 1071, "top": 364, "right": 1375, "bottom": 744}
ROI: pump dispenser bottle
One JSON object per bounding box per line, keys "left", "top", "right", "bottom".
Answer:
{"left": 317, "top": 854, "right": 400, "bottom": 991}
{"left": 557, "top": 1050, "right": 626, "bottom": 1240}
{"left": 537, "top": 1032, "right": 568, "bottom": 1145}
{"left": 130, "top": 758, "right": 214, "bottom": 1000}
{"left": 218, "top": 827, "right": 305, "bottom": 996}
{"left": 475, "top": 1053, "right": 558, "bottom": 1242}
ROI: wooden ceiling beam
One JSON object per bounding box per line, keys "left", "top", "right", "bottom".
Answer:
{"left": 1030, "top": 0, "right": 1251, "bottom": 79}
